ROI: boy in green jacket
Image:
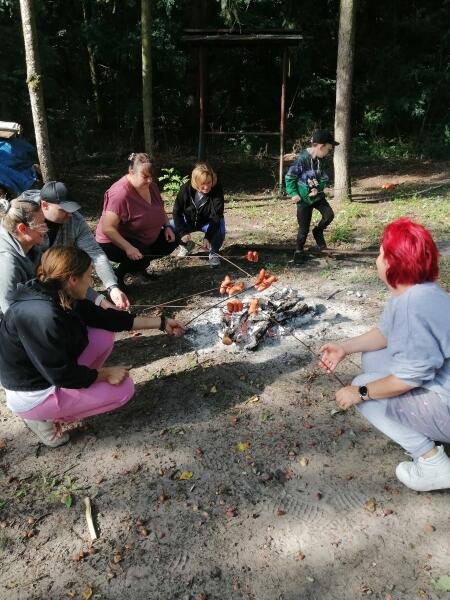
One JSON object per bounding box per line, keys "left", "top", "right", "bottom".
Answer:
{"left": 285, "top": 130, "right": 339, "bottom": 264}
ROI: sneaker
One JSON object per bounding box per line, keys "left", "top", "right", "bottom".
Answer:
{"left": 22, "top": 419, "right": 70, "bottom": 448}
{"left": 395, "top": 445, "right": 450, "bottom": 491}
{"left": 175, "top": 240, "right": 195, "bottom": 258}
{"left": 208, "top": 252, "right": 221, "bottom": 268}
{"left": 175, "top": 244, "right": 189, "bottom": 258}
{"left": 293, "top": 249, "right": 307, "bottom": 265}
{"left": 312, "top": 227, "right": 327, "bottom": 250}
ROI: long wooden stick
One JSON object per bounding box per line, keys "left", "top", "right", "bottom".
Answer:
{"left": 84, "top": 497, "right": 97, "bottom": 541}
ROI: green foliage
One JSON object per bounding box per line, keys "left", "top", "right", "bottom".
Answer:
{"left": 329, "top": 225, "right": 353, "bottom": 244}
{"left": 159, "top": 167, "right": 188, "bottom": 195}
{"left": 42, "top": 473, "right": 81, "bottom": 508}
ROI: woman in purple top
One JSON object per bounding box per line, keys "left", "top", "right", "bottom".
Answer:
{"left": 96, "top": 153, "right": 178, "bottom": 289}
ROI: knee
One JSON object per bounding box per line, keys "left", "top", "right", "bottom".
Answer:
{"left": 325, "top": 208, "right": 335, "bottom": 225}
{"left": 89, "top": 328, "right": 115, "bottom": 353}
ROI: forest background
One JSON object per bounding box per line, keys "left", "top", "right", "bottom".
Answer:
{"left": 1, "top": 0, "right": 449, "bottom": 166}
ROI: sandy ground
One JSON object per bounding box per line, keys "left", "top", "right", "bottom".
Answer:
{"left": 1, "top": 161, "right": 450, "bottom": 600}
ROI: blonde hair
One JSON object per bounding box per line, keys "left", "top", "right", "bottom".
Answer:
{"left": 0, "top": 196, "right": 42, "bottom": 236}
{"left": 191, "top": 163, "right": 217, "bottom": 191}
{"left": 37, "top": 246, "right": 92, "bottom": 310}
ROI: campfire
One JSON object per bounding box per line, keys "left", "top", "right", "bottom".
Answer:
{"left": 220, "top": 287, "right": 316, "bottom": 350}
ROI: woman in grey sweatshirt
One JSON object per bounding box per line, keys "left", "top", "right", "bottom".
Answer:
{"left": 320, "top": 218, "right": 450, "bottom": 492}
{"left": 0, "top": 195, "right": 46, "bottom": 316}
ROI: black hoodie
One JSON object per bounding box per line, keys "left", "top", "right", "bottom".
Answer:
{"left": 0, "top": 280, "right": 134, "bottom": 391}
{"left": 172, "top": 181, "right": 224, "bottom": 241}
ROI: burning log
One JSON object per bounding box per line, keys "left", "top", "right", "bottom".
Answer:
{"left": 220, "top": 288, "right": 315, "bottom": 351}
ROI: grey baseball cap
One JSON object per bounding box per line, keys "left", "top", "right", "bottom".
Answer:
{"left": 40, "top": 181, "right": 81, "bottom": 212}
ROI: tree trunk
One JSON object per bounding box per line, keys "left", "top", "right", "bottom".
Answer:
{"left": 19, "top": 0, "right": 54, "bottom": 181}
{"left": 81, "top": 0, "right": 103, "bottom": 128}
{"left": 334, "top": 0, "right": 356, "bottom": 202}
{"left": 141, "top": 0, "right": 153, "bottom": 154}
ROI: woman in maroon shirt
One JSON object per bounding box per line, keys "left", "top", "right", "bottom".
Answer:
{"left": 96, "top": 153, "right": 177, "bottom": 289}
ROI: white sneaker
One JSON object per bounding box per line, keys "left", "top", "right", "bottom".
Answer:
{"left": 175, "top": 240, "right": 195, "bottom": 258}
{"left": 23, "top": 419, "right": 70, "bottom": 448}
{"left": 396, "top": 445, "right": 450, "bottom": 491}
{"left": 208, "top": 252, "right": 221, "bottom": 268}
{"left": 175, "top": 245, "right": 189, "bottom": 258}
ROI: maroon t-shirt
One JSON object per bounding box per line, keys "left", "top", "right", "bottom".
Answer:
{"left": 96, "top": 175, "right": 166, "bottom": 245}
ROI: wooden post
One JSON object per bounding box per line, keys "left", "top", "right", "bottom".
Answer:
{"left": 278, "top": 47, "right": 288, "bottom": 194}
{"left": 198, "top": 46, "right": 206, "bottom": 160}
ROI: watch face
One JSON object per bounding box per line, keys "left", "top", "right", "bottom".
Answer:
{"left": 359, "top": 386, "right": 368, "bottom": 396}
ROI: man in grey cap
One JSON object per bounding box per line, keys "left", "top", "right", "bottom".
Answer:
{"left": 40, "top": 181, "right": 129, "bottom": 309}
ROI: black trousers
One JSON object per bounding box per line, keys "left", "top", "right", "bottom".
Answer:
{"left": 296, "top": 197, "right": 334, "bottom": 250}
{"left": 99, "top": 229, "right": 179, "bottom": 280}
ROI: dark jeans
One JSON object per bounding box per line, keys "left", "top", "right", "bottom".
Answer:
{"left": 296, "top": 197, "right": 334, "bottom": 250}
{"left": 99, "top": 229, "right": 179, "bottom": 281}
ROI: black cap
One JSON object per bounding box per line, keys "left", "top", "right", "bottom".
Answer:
{"left": 311, "top": 130, "right": 339, "bottom": 146}
{"left": 40, "top": 181, "right": 81, "bottom": 212}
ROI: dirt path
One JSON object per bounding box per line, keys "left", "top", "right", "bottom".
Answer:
{"left": 1, "top": 159, "right": 449, "bottom": 600}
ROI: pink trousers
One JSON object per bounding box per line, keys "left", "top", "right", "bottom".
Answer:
{"left": 18, "top": 327, "right": 135, "bottom": 422}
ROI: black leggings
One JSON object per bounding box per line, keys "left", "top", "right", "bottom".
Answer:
{"left": 99, "top": 229, "right": 179, "bottom": 281}
{"left": 296, "top": 197, "right": 334, "bottom": 250}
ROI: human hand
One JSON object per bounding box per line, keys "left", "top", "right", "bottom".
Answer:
{"left": 100, "top": 297, "right": 120, "bottom": 310}
{"left": 181, "top": 234, "right": 192, "bottom": 244}
{"left": 202, "top": 238, "right": 211, "bottom": 250}
{"left": 100, "top": 366, "right": 129, "bottom": 385}
{"left": 318, "top": 343, "right": 346, "bottom": 373}
{"left": 309, "top": 188, "right": 318, "bottom": 197}
{"left": 110, "top": 287, "right": 130, "bottom": 310}
{"left": 165, "top": 226, "right": 176, "bottom": 242}
{"left": 336, "top": 385, "right": 361, "bottom": 410}
{"left": 126, "top": 245, "right": 143, "bottom": 260}
{"left": 291, "top": 195, "right": 301, "bottom": 204}
{"left": 165, "top": 318, "right": 186, "bottom": 337}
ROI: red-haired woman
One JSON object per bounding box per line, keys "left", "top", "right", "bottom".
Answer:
{"left": 320, "top": 218, "right": 450, "bottom": 492}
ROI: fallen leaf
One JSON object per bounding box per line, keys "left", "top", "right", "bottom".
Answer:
{"left": 179, "top": 471, "right": 193, "bottom": 480}
{"left": 364, "top": 498, "right": 377, "bottom": 512}
{"left": 225, "top": 506, "right": 237, "bottom": 518}
{"left": 302, "top": 421, "right": 313, "bottom": 429}
{"left": 210, "top": 385, "right": 217, "bottom": 394}
{"left": 295, "top": 551, "right": 305, "bottom": 561}
{"left": 0, "top": 439, "right": 7, "bottom": 449}
{"left": 235, "top": 442, "right": 250, "bottom": 452}
{"left": 198, "top": 593, "right": 207, "bottom": 600}
{"left": 246, "top": 395, "right": 259, "bottom": 404}
{"left": 423, "top": 523, "right": 436, "bottom": 533}
{"left": 383, "top": 508, "right": 394, "bottom": 517}
{"left": 196, "top": 447, "right": 204, "bottom": 457}
{"left": 82, "top": 588, "right": 93, "bottom": 600}
{"left": 131, "top": 464, "right": 140, "bottom": 474}
{"left": 298, "top": 457, "right": 309, "bottom": 467}
{"left": 113, "top": 552, "right": 122, "bottom": 564}
{"left": 315, "top": 492, "right": 323, "bottom": 501}
{"left": 277, "top": 509, "right": 286, "bottom": 516}
{"left": 332, "top": 427, "right": 345, "bottom": 438}
{"left": 433, "top": 576, "right": 450, "bottom": 591}
{"left": 158, "top": 488, "right": 168, "bottom": 503}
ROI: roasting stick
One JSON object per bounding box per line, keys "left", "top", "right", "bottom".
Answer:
{"left": 132, "top": 286, "right": 219, "bottom": 310}
{"left": 192, "top": 243, "right": 346, "bottom": 387}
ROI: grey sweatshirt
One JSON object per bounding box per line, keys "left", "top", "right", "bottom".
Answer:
{"left": 39, "top": 211, "right": 117, "bottom": 290}
{"left": 0, "top": 224, "right": 42, "bottom": 316}
{"left": 379, "top": 282, "right": 450, "bottom": 401}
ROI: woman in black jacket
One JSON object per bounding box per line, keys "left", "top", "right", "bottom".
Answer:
{"left": 172, "top": 163, "right": 225, "bottom": 267}
{"left": 0, "top": 246, "right": 185, "bottom": 447}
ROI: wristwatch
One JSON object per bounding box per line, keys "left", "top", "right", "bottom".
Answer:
{"left": 159, "top": 313, "right": 167, "bottom": 332}
{"left": 358, "top": 385, "right": 371, "bottom": 402}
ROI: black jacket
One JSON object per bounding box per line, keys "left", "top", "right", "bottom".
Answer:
{"left": 0, "top": 280, "right": 134, "bottom": 391}
{"left": 172, "top": 181, "right": 224, "bottom": 242}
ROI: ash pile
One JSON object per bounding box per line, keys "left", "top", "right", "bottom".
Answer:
{"left": 220, "top": 287, "right": 317, "bottom": 351}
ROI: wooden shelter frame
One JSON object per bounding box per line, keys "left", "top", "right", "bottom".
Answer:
{"left": 181, "top": 29, "right": 304, "bottom": 192}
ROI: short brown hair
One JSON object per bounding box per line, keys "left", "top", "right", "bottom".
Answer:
{"left": 191, "top": 163, "right": 217, "bottom": 191}
{"left": 37, "top": 246, "right": 92, "bottom": 310}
